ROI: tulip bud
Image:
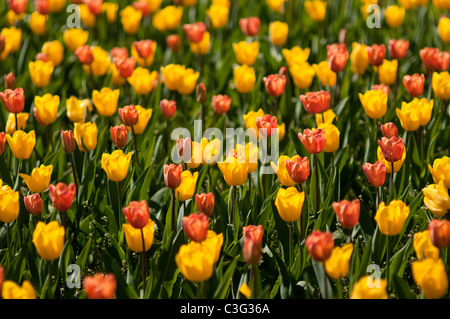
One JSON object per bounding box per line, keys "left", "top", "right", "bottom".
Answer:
{"left": 61, "top": 130, "right": 76, "bottom": 154}
{"left": 378, "top": 136, "right": 404, "bottom": 163}
{"left": 123, "top": 200, "right": 150, "bottom": 229}
{"left": 403, "top": 73, "right": 425, "bottom": 98}
{"left": 212, "top": 94, "right": 231, "bottom": 115}
{"left": 83, "top": 273, "right": 117, "bottom": 299}
{"left": 164, "top": 163, "right": 183, "bottom": 189}
{"left": 0, "top": 132, "right": 5, "bottom": 156}
{"left": 110, "top": 125, "right": 128, "bottom": 149}
{"left": 166, "top": 35, "right": 182, "bottom": 52}
{"left": 284, "top": 156, "right": 310, "bottom": 184}
{"left": 332, "top": 199, "right": 360, "bottom": 229}
{"left": 327, "top": 43, "right": 349, "bottom": 73}
{"left": 363, "top": 161, "right": 386, "bottom": 188}
{"left": 366, "top": 44, "right": 386, "bottom": 66}
{"left": 239, "top": 17, "right": 261, "bottom": 36}
{"left": 256, "top": 114, "right": 277, "bottom": 137}
{"left": 242, "top": 225, "right": 263, "bottom": 265}
{"left": 182, "top": 213, "right": 209, "bottom": 242}
{"left": 183, "top": 22, "right": 206, "bottom": 43}
{"left": 389, "top": 39, "right": 409, "bottom": 60}
{"left": 0, "top": 88, "right": 25, "bottom": 114}
{"left": 300, "top": 91, "right": 331, "bottom": 115}
{"left": 24, "top": 193, "right": 43, "bottom": 216}
{"left": 132, "top": 40, "right": 154, "bottom": 58}
{"left": 196, "top": 82, "right": 207, "bottom": 104}
{"left": 160, "top": 99, "right": 177, "bottom": 119}
{"left": 114, "top": 57, "right": 135, "bottom": 78}
{"left": 263, "top": 74, "right": 286, "bottom": 98}
{"left": 4, "top": 73, "right": 16, "bottom": 90}
{"left": 428, "top": 219, "right": 450, "bottom": 249}
{"left": 195, "top": 193, "right": 214, "bottom": 217}
{"left": 176, "top": 136, "right": 192, "bottom": 161}
{"left": 75, "top": 45, "right": 94, "bottom": 65}
{"left": 298, "top": 128, "right": 326, "bottom": 154}
{"left": 119, "top": 105, "right": 139, "bottom": 127}
{"left": 380, "top": 122, "right": 399, "bottom": 139}
{"left": 306, "top": 230, "right": 334, "bottom": 263}
{"left": 49, "top": 183, "right": 76, "bottom": 212}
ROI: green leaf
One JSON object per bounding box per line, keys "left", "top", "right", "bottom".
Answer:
{"left": 213, "top": 256, "right": 239, "bottom": 299}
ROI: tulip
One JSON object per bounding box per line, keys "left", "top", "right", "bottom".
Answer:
{"left": 412, "top": 258, "right": 448, "bottom": 299}
{"left": 366, "top": 44, "right": 386, "bottom": 66}
{"left": 239, "top": 17, "right": 260, "bottom": 36}
{"left": 4, "top": 72, "right": 16, "bottom": 90}
{"left": 75, "top": 45, "right": 93, "bottom": 65}
{"left": 269, "top": 21, "right": 288, "bottom": 46}
{"left": 420, "top": 47, "right": 450, "bottom": 72}
{"left": 326, "top": 43, "right": 349, "bottom": 73}
{"left": 403, "top": 73, "right": 425, "bottom": 97}
{"left": 233, "top": 65, "right": 255, "bottom": 94}
{"left": 235, "top": 142, "right": 258, "bottom": 174}
{"left": 19, "top": 164, "right": 52, "bottom": 193}
{"left": 266, "top": 0, "right": 285, "bottom": 12}
{"left": 332, "top": 199, "right": 360, "bottom": 229}
{"left": 160, "top": 99, "right": 177, "bottom": 119}
{"left": 1, "top": 280, "right": 36, "bottom": 299}
{"left": 183, "top": 22, "right": 206, "bottom": 43}
{"left": 288, "top": 62, "right": 315, "bottom": 89}
{"left": 432, "top": 71, "right": 450, "bottom": 100}
{"left": 298, "top": 128, "right": 326, "bottom": 155}
{"left": 359, "top": 89, "right": 388, "bottom": 119}
{"left": 270, "top": 155, "right": 298, "bottom": 187}
{"left": 29, "top": 60, "right": 54, "bottom": 88}
{"left": 377, "top": 145, "right": 406, "bottom": 174}
{"left": 63, "top": 28, "right": 89, "bottom": 52}
{"left": 110, "top": 125, "right": 128, "bottom": 149}
{"left": 378, "top": 59, "right": 398, "bottom": 85}
{"left": 282, "top": 46, "right": 310, "bottom": 67}
{"left": 166, "top": 35, "right": 181, "bottom": 52}
{"left": 378, "top": 136, "right": 404, "bottom": 163}
{"left": 114, "top": 56, "right": 135, "bottom": 79}
{"left": 438, "top": 17, "right": 450, "bottom": 43}
{"left": 132, "top": 40, "right": 157, "bottom": 68}
{"left": 177, "top": 137, "right": 192, "bottom": 163}
{"left": 218, "top": 155, "right": 248, "bottom": 186}
{"left": 175, "top": 241, "right": 215, "bottom": 282}
{"left": 284, "top": 156, "right": 310, "bottom": 185}
{"left": 239, "top": 284, "right": 251, "bottom": 299}
{"left": 201, "top": 230, "right": 223, "bottom": 263}
{"left": 374, "top": 200, "right": 410, "bottom": 236}
{"left": 233, "top": 41, "right": 259, "bottom": 66}
{"left": 119, "top": 105, "right": 138, "bottom": 127}
{"left": 195, "top": 193, "right": 214, "bottom": 217}
{"left": 196, "top": 83, "right": 207, "bottom": 105}
{"left": 123, "top": 219, "right": 155, "bottom": 252}
{"left": 389, "top": 39, "right": 409, "bottom": 60}
{"left": 79, "top": 3, "right": 96, "bottom": 26}
{"left": 0, "top": 133, "right": 5, "bottom": 155}
{"left": 313, "top": 61, "right": 337, "bottom": 87}
{"left": 83, "top": 47, "right": 111, "bottom": 77}
{"left": 385, "top": 5, "right": 405, "bottom": 28}
{"left": 42, "top": 40, "right": 64, "bottom": 67}
{"left": 362, "top": 161, "right": 386, "bottom": 187}
{"left": 8, "top": 0, "right": 28, "bottom": 14}
{"left": 422, "top": 181, "right": 450, "bottom": 217}
{"left": 32, "top": 221, "right": 65, "bottom": 260}
{"left": 101, "top": 150, "right": 132, "bottom": 182}
{"left": 66, "top": 96, "right": 93, "bottom": 123}
{"left": 381, "top": 122, "right": 398, "bottom": 139}
{"left": 6, "top": 130, "right": 35, "bottom": 159}
{"left": 29, "top": 12, "right": 47, "bottom": 35}
{"left": 0, "top": 88, "right": 24, "bottom": 113}
{"left": 0, "top": 185, "right": 20, "bottom": 223}
{"left": 242, "top": 225, "right": 263, "bottom": 265}
{"left": 175, "top": 170, "right": 199, "bottom": 201}
{"left": 429, "top": 219, "right": 450, "bottom": 249}
{"left": 49, "top": 183, "right": 76, "bottom": 212}
{"left": 212, "top": 94, "right": 231, "bottom": 115}
{"left": 34, "top": 94, "right": 59, "bottom": 126}
{"left": 274, "top": 187, "right": 305, "bottom": 222}
{"left": 120, "top": 5, "right": 142, "bottom": 34}
{"left": 304, "top": 0, "right": 327, "bottom": 22}
{"left": 24, "top": 193, "right": 43, "bottom": 216}
{"left": 127, "top": 67, "right": 158, "bottom": 96}
{"left": 182, "top": 213, "right": 209, "bottom": 242}
{"left": 433, "top": 0, "right": 450, "bottom": 9}
{"left": 350, "top": 275, "right": 387, "bottom": 299}
{"left": 207, "top": 4, "right": 229, "bottom": 28}
{"left": 413, "top": 230, "right": 440, "bottom": 260}
{"left": 263, "top": 74, "right": 286, "bottom": 98}
{"left": 152, "top": 5, "right": 183, "bottom": 31}
{"left": 164, "top": 164, "right": 183, "bottom": 189}
{"left": 324, "top": 243, "right": 354, "bottom": 279}
{"left": 429, "top": 156, "right": 450, "bottom": 189}
{"left": 160, "top": 64, "right": 199, "bottom": 95}
{"left": 74, "top": 122, "right": 97, "bottom": 152}
{"left": 1, "top": 27, "right": 21, "bottom": 54}
{"left": 256, "top": 114, "right": 277, "bottom": 138}
{"left": 5, "top": 112, "right": 27, "bottom": 134}
{"left": 92, "top": 88, "right": 120, "bottom": 117}
{"left": 83, "top": 273, "right": 117, "bottom": 299}
{"left": 396, "top": 98, "right": 433, "bottom": 131}
{"left": 306, "top": 230, "right": 334, "bottom": 263}
{"left": 110, "top": 46, "right": 128, "bottom": 60}
{"left": 101, "top": 2, "right": 118, "bottom": 22}
{"left": 350, "top": 42, "right": 370, "bottom": 75}
{"left": 315, "top": 123, "right": 339, "bottom": 153}
{"left": 123, "top": 200, "right": 150, "bottom": 229}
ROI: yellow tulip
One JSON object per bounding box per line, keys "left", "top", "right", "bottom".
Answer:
{"left": 143, "top": 0, "right": 163, "bottom": 14}
{"left": 316, "top": 123, "right": 340, "bottom": 153}
{"left": 398, "top": 0, "right": 417, "bottom": 9}
{"left": 412, "top": 258, "right": 448, "bottom": 299}
{"left": 313, "top": 61, "right": 336, "bottom": 87}
{"left": 29, "top": 12, "right": 48, "bottom": 35}
{"left": 1, "top": 27, "right": 22, "bottom": 53}
{"left": 324, "top": 243, "right": 354, "bottom": 279}
{"left": 5, "top": 112, "right": 28, "bottom": 134}
{"left": 176, "top": 242, "right": 215, "bottom": 282}
{"left": 377, "top": 146, "right": 406, "bottom": 174}
{"left": 233, "top": 41, "right": 259, "bottom": 66}
{"left": 315, "top": 109, "right": 337, "bottom": 126}
{"left": 19, "top": 164, "right": 53, "bottom": 193}
{"left": 42, "top": 40, "right": 64, "bottom": 67}
{"left": 413, "top": 230, "right": 440, "bottom": 260}
{"left": 429, "top": 156, "right": 450, "bottom": 189}
{"left": 175, "top": 171, "right": 199, "bottom": 201}
{"left": 304, "top": 0, "right": 327, "bottom": 22}
{"left": 80, "top": 4, "right": 96, "bottom": 28}
{"left": 66, "top": 96, "right": 93, "bottom": 123}
{"left": 350, "top": 275, "right": 388, "bottom": 299}
{"left": 438, "top": 17, "right": 450, "bottom": 43}
{"left": 92, "top": 87, "right": 120, "bottom": 117}
{"left": 282, "top": 46, "right": 311, "bottom": 67}
{"left": 0, "top": 184, "right": 20, "bottom": 223}
{"left": 213, "top": 0, "right": 230, "bottom": 8}
{"left": 374, "top": 200, "right": 410, "bottom": 236}
{"left": 422, "top": 181, "right": 450, "bottom": 217}
{"left": 32, "top": 221, "right": 65, "bottom": 261}
{"left": 207, "top": 4, "right": 229, "bottom": 28}
{"left": 288, "top": 62, "right": 315, "bottom": 89}
{"left": 239, "top": 284, "right": 251, "bottom": 298}
{"left": 385, "top": 5, "right": 405, "bottom": 28}
{"left": 127, "top": 68, "right": 158, "bottom": 96}
{"left": 201, "top": 230, "right": 223, "bottom": 263}
{"left": 1, "top": 280, "right": 36, "bottom": 299}
{"left": 131, "top": 42, "right": 157, "bottom": 68}
{"left": 270, "top": 155, "right": 297, "bottom": 187}
{"left": 179, "top": 68, "right": 200, "bottom": 96}
{"left": 160, "top": 64, "right": 199, "bottom": 95}
{"left": 236, "top": 142, "right": 259, "bottom": 174}
{"left": 234, "top": 64, "right": 256, "bottom": 94}
{"left": 274, "top": 187, "right": 305, "bottom": 222}
{"left": 34, "top": 94, "right": 60, "bottom": 126}
{"left": 48, "top": 0, "right": 66, "bottom": 13}
{"left": 267, "top": 0, "right": 287, "bottom": 12}
{"left": 190, "top": 31, "right": 210, "bottom": 56}
{"left": 218, "top": 155, "right": 248, "bottom": 186}
{"left": 83, "top": 46, "right": 111, "bottom": 77}
{"left": 6, "top": 10, "right": 24, "bottom": 27}
{"left": 243, "top": 108, "right": 265, "bottom": 139}
{"left": 101, "top": 150, "right": 132, "bottom": 182}
{"left": 120, "top": 6, "right": 142, "bottom": 34}
{"left": 123, "top": 220, "right": 155, "bottom": 252}
{"left": 378, "top": 59, "right": 398, "bottom": 85}
{"left": 152, "top": 6, "right": 183, "bottom": 31}
{"left": 101, "top": 2, "right": 119, "bottom": 23}
{"left": 350, "top": 42, "right": 370, "bottom": 75}
{"left": 396, "top": 98, "right": 433, "bottom": 131}
{"left": 109, "top": 63, "right": 126, "bottom": 87}
{"left": 201, "top": 138, "right": 222, "bottom": 166}
{"left": 29, "top": 60, "right": 54, "bottom": 88}
{"left": 74, "top": 122, "right": 97, "bottom": 152}
{"left": 433, "top": 0, "right": 450, "bottom": 9}
{"left": 432, "top": 71, "right": 450, "bottom": 100}
{"left": 126, "top": 105, "right": 153, "bottom": 135}
{"left": 359, "top": 89, "right": 388, "bottom": 119}
{"left": 6, "top": 130, "right": 35, "bottom": 160}
{"left": 269, "top": 21, "right": 288, "bottom": 46}
{"left": 63, "top": 28, "right": 89, "bottom": 52}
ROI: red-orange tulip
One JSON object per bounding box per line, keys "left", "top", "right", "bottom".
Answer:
{"left": 362, "top": 161, "right": 386, "bottom": 187}
{"left": 164, "top": 164, "right": 183, "bottom": 189}
{"left": 285, "top": 156, "right": 310, "bottom": 184}
{"left": 366, "top": 44, "right": 386, "bottom": 66}
{"left": 49, "top": 183, "right": 76, "bottom": 212}
{"left": 300, "top": 91, "right": 330, "bottom": 114}
{"left": 8, "top": 0, "right": 28, "bottom": 14}
{"left": 0, "top": 132, "right": 6, "bottom": 156}
{"left": 61, "top": 130, "right": 76, "bottom": 154}
{"left": 119, "top": 105, "right": 139, "bottom": 127}
{"left": 110, "top": 125, "right": 128, "bottom": 149}
{"left": 110, "top": 47, "right": 129, "bottom": 60}
{"left": 428, "top": 219, "right": 450, "bottom": 249}
{"left": 403, "top": 73, "right": 425, "bottom": 98}
{"left": 195, "top": 193, "right": 214, "bottom": 217}
{"left": 75, "top": 45, "right": 94, "bottom": 65}
{"left": 4, "top": 73, "right": 16, "bottom": 90}
{"left": 239, "top": 17, "right": 261, "bottom": 36}
{"left": 160, "top": 99, "right": 177, "bottom": 119}
{"left": 132, "top": 1, "right": 150, "bottom": 16}
{"left": 389, "top": 39, "right": 409, "bottom": 60}
{"left": 83, "top": 273, "right": 117, "bottom": 299}
{"left": 166, "top": 35, "right": 182, "bottom": 52}
{"left": 380, "top": 122, "right": 399, "bottom": 139}
{"left": 327, "top": 43, "right": 349, "bottom": 73}
{"left": 114, "top": 57, "right": 135, "bottom": 78}
{"left": 24, "top": 193, "right": 43, "bottom": 216}
{"left": 256, "top": 114, "right": 277, "bottom": 137}
{"left": 420, "top": 47, "right": 450, "bottom": 72}
{"left": 182, "top": 213, "right": 209, "bottom": 242}
{"left": 242, "top": 225, "right": 263, "bottom": 265}
{"left": 0, "top": 88, "right": 25, "bottom": 114}
{"left": 263, "top": 74, "right": 286, "bottom": 98}
{"left": 306, "top": 230, "right": 334, "bottom": 263}
{"left": 132, "top": 40, "right": 155, "bottom": 58}
{"left": 332, "top": 199, "right": 360, "bottom": 229}
{"left": 298, "top": 128, "right": 326, "bottom": 154}
{"left": 378, "top": 136, "right": 404, "bottom": 163}
{"left": 183, "top": 22, "right": 206, "bottom": 43}
{"left": 85, "top": 0, "right": 103, "bottom": 15}
{"left": 123, "top": 200, "right": 150, "bottom": 229}
{"left": 35, "top": 0, "right": 49, "bottom": 14}
{"left": 212, "top": 94, "right": 231, "bottom": 115}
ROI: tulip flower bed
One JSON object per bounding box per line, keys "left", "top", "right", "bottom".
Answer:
{"left": 0, "top": 0, "right": 450, "bottom": 302}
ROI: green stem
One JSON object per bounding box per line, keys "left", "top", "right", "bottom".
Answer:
{"left": 314, "top": 154, "right": 320, "bottom": 213}
{"left": 230, "top": 186, "right": 236, "bottom": 225}
{"left": 289, "top": 222, "right": 293, "bottom": 271}
{"left": 131, "top": 126, "right": 139, "bottom": 166}
{"left": 386, "top": 236, "right": 390, "bottom": 296}
{"left": 172, "top": 188, "right": 176, "bottom": 232}
{"left": 70, "top": 154, "right": 78, "bottom": 201}
{"left": 140, "top": 228, "right": 146, "bottom": 297}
